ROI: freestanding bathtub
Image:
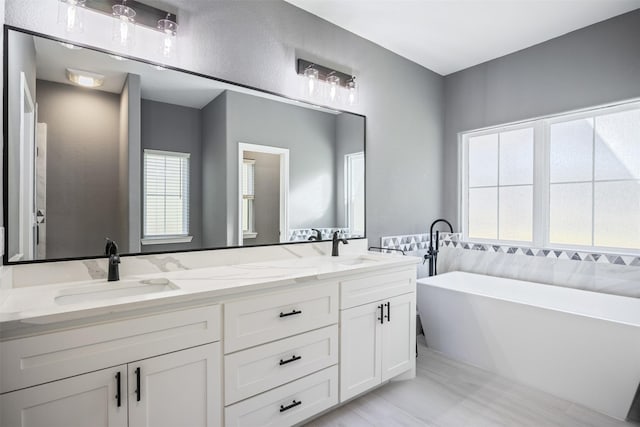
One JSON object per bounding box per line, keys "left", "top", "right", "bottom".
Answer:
{"left": 417, "top": 271, "right": 640, "bottom": 421}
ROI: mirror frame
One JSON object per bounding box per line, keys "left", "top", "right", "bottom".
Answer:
{"left": 2, "top": 25, "right": 367, "bottom": 265}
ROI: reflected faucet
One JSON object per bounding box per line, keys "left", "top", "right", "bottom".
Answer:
{"left": 308, "top": 229, "right": 322, "bottom": 241}
{"left": 105, "top": 238, "right": 120, "bottom": 282}
{"left": 423, "top": 219, "right": 454, "bottom": 276}
{"left": 331, "top": 231, "right": 348, "bottom": 256}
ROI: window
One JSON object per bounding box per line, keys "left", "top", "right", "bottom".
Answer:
{"left": 143, "top": 150, "right": 191, "bottom": 243}
{"left": 345, "top": 152, "right": 365, "bottom": 236}
{"left": 242, "top": 159, "right": 256, "bottom": 238}
{"left": 461, "top": 100, "right": 640, "bottom": 254}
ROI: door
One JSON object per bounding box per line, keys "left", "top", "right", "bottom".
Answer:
{"left": 0, "top": 365, "right": 127, "bottom": 427}
{"left": 339, "top": 302, "right": 382, "bottom": 402}
{"left": 128, "top": 343, "right": 222, "bottom": 427}
{"left": 381, "top": 293, "right": 415, "bottom": 381}
{"left": 35, "top": 122, "right": 47, "bottom": 259}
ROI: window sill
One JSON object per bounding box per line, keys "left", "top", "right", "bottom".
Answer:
{"left": 243, "top": 232, "right": 258, "bottom": 239}
{"left": 141, "top": 236, "right": 193, "bottom": 245}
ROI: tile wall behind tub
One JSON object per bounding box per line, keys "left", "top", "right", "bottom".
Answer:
{"left": 381, "top": 233, "right": 640, "bottom": 298}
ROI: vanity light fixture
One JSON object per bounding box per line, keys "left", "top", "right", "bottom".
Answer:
{"left": 66, "top": 68, "right": 105, "bottom": 88}
{"left": 157, "top": 13, "right": 178, "bottom": 58}
{"left": 58, "top": 0, "right": 86, "bottom": 33}
{"left": 297, "top": 59, "right": 358, "bottom": 106}
{"left": 112, "top": 0, "right": 136, "bottom": 49}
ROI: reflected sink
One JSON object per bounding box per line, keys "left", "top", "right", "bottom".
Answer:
{"left": 55, "top": 278, "right": 179, "bottom": 305}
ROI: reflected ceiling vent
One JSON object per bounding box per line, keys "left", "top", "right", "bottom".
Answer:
{"left": 57, "top": 0, "right": 179, "bottom": 60}
{"left": 66, "top": 68, "right": 105, "bottom": 88}
{"left": 297, "top": 59, "right": 358, "bottom": 107}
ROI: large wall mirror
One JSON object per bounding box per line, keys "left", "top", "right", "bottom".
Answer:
{"left": 4, "top": 28, "right": 366, "bottom": 263}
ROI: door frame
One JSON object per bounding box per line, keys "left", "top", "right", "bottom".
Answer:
{"left": 237, "top": 143, "right": 289, "bottom": 246}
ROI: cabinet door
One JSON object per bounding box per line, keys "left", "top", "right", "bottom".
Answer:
{"left": 339, "top": 302, "right": 382, "bottom": 402}
{"left": 381, "top": 293, "right": 415, "bottom": 382}
{"left": 128, "top": 343, "right": 222, "bottom": 427}
{"left": 0, "top": 365, "right": 127, "bottom": 427}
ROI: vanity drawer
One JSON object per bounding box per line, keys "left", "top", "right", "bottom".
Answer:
{"left": 224, "top": 365, "right": 338, "bottom": 427}
{"left": 340, "top": 268, "right": 416, "bottom": 309}
{"left": 225, "top": 325, "right": 338, "bottom": 405}
{"left": 224, "top": 282, "right": 338, "bottom": 353}
{"left": 0, "top": 305, "right": 221, "bottom": 394}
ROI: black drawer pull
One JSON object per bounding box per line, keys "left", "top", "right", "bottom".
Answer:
{"left": 385, "top": 302, "right": 391, "bottom": 322}
{"left": 378, "top": 304, "right": 384, "bottom": 324}
{"left": 279, "top": 309, "right": 302, "bottom": 318}
{"left": 280, "top": 399, "right": 302, "bottom": 412}
{"left": 115, "top": 371, "right": 122, "bottom": 407}
{"left": 279, "top": 355, "right": 302, "bottom": 365}
{"left": 135, "top": 367, "right": 141, "bottom": 402}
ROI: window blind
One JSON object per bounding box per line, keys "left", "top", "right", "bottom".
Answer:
{"left": 144, "top": 150, "right": 190, "bottom": 237}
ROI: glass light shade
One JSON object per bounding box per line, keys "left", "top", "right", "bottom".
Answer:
{"left": 112, "top": 3, "right": 136, "bottom": 49}
{"left": 57, "top": 0, "right": 86, "bottom": 34}
{"left": 158, "top": 17, "right": 178, "bottom": 58}
{"left": 303, "top": 66, "right": 320, "bottom": 98}
{"left": 346, "top": 76, "right": 359, "bottom": 106}
{"left": 325, "top": 74, "right": 341, "bottom": 103}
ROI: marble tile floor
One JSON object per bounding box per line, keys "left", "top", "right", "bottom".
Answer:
{"left": 306, "top": 336, "right": 639, "bottom": 427}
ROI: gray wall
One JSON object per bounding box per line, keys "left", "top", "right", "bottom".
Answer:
{"left": 118, "top": 76, "right": 130, "bottom": 251}
{"left": 443, "top": 9, "right": 640, "bottom": 224}
{"left": 6, "top": 31, "right": 36, "bottom": 259}
{"left": 4, "top": 0, "right": 446, "bottom": 247}
{"left": 201, "top": 93, "right": 228, "bottom": 248}
{"left": 226, "top": 91, "right": 340, "bottom": 244}
{"left": 36, "top": 80, "right": 121, "bottom": 259}
{"left": 335, "top": 113, "right": 366, "bottom": 229}
{"left": 244, "top": 151, "right": 280, "bottom": 246}
{"left": 141, "top": 99, "right": 203, "bottom": 252}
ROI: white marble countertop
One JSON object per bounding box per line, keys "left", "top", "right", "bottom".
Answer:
{"left": 0, "top": 253, "right": 419, "bottom": 331}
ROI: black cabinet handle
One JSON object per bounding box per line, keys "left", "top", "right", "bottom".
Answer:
{"left": 279, "top": 399, "right": 302, "bottom": 412}
{"left": 385, "top": 302, "right": 391, "bottom": 322}
{"left": 378, "top": 304, "right": 384, "bottom": 324}
{"left": 279, "top": 309, "right": 302, "bottom": 318}
{"left": 115, "top": 371, "right": 121, "bottom": 407}
{"left": 135, "top": 367, "right": 141, "bottom": 402}
{"left": 279, "top": 355, "right": 302, "bottom": 365}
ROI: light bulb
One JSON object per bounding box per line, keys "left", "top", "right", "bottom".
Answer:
{"left": 326, "top": 74, "right": 340, "bottom": 103}
{"left": 303, "top": 65, "right": 319, "bottom": 98}
{"left": 58, "top": 0, "right": 86, "bottom": 33}
{"left": 112, "top": 2, "right": 136, "bottom": 49}
{"left": 158, "top": 16, "right": 178, "bottom": 59}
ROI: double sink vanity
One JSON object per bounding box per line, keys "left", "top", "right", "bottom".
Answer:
{"left": 0, "top": 251, "right": 419, "bottom": 427}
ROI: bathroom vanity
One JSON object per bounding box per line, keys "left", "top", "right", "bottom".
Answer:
{"left": 0, "top": 253, "right": 419, "bottom": 427}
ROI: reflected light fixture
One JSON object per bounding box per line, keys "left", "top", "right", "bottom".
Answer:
{"left": 157, "top": 13, "right": 178, "bottom": 58}
{"left": 66, "top": 68, "right": 105, "bottom": 88}
{"left": 297, "top": 59, "right": 358, "bottom": 106}
{"left": 112, "top": 0, "right": 136, "bottom": 49}
{"left": 57, "top": 0, "right": 86, "bottom": 33}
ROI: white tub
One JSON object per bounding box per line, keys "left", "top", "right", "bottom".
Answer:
{"left": 417, "top": 271, "right": 640, "bottom": 420}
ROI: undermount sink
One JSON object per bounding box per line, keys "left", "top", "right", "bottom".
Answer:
{"left": 55, "top": 278, "right": 179, "bottom": 305}
{"left": 334, "top": 255, "right": 382, "bottom": 266}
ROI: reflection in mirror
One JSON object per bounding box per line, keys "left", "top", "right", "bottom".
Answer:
{"left": 5, "top": 29, "right": 365, "bottom": 263}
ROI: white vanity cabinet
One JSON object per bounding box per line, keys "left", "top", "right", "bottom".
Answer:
{"left": 339, "top": 268, "right": 416, "bottom": 402}
{"left": 0, "top": 306, "right": 223, "bottom": 427}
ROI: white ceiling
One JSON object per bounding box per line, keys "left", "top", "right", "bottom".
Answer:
{"left": 284, "top": 0, "right": 640, "bottom": 75}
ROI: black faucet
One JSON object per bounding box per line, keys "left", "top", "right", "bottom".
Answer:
{"left": 331, "top": 231, "right": 348, "bottom": 256}
{"left": 423, "top": 219, "right": 454, "bottom": 276}
{"left": 308, "top": 229, "right": 322, "bottom": 241}
{"left": 105, "top": 238, "right": 121, "bottom": 282}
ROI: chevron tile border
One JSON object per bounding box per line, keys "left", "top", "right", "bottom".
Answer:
{"left": 380, "top": 232, "right": 640, "bottom": 267}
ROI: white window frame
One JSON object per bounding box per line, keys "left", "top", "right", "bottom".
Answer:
{"left": 459, "top": 98, "right": 640, "bottom": 255}
{"left": 141, "top": 149, "right": 193, "bottom": 245}
{"left": 241, "top": 158, "right": 257, "bottom": 239}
